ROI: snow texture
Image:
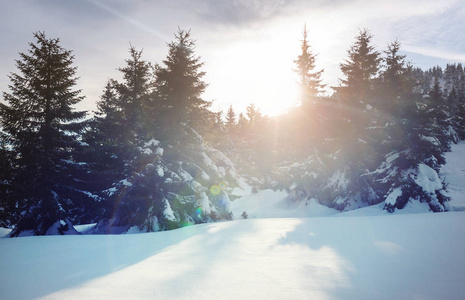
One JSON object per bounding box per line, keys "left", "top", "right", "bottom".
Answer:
{"left": 441, "top": 141, "right": 465, "bottom": 210}
{"left": 0, "top": 212, "right": 464, "bottom": 299}
{"left": 156, "top": 165, "right": 164, "bottom": 177}
{"left": 163, "top": 198, "right": 176, "bottom": 221}
{"left": 385, "top": 187, "right": 402, "bottom": 206}
{"left": 198, "top": 191, "right": 211, "bottom": 215}
{"left": 415, "top": 163, "right": 443, "bottom": 194}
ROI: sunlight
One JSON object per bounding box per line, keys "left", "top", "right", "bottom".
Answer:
{"left": 205, "top": 21, "right": 302, "bottom": 116}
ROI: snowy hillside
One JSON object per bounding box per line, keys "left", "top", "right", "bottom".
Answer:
{"left": 440, "top": 142, "right": 465, "bottom": 210}
{"left": 1, "top": 214, "right": 464, "bottom": 299}
{"left": 0, "top": 142, "right": 465, "bottom": 299}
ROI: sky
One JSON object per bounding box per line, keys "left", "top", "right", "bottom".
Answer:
{"left": 1, "top": 0, "right": 464, "bottom": 116}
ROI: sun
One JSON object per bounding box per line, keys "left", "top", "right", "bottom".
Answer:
{"left": 204, "top": 25, "right": 302, "bottom": 117}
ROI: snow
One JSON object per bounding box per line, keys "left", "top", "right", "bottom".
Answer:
{"left": 178, "top": 167, "right": 193, "bottom": 182}
{"left": 139, "top": 140, "right": 162, "bottom": 155}
{"left": 0, "top": 213, "right": 464, "bottom": 299}
{"left": 230, "top": 189, "right": 338, "bottom": 219}
{"left": 80, "top": 190, "right": 101, "bottom": 200}
{"left": 144, "top": 139, "right": 160, "bottom": 147}
{"left": 327, "top": 168, "right": 349, "bottom": 191}
{"left": 415, "top": 163, "right": 443, "bottom": 194}
{"left": 139, "top": 147, "right": 153, "bottom": 155}
{"left": 385, "top": 187, "right": 403, "bottom": 206}
{"left": 217, "top": 166, "right": 226, "bottom": 177}
{"left": 1, "top": 145, "right": 465, "bottom": 299}
{"left": 385, "top": 151, "right": 399, "bottom": 164}
{"left": 201, "top": 152, "right": 217, "bottom": 172}
{"left": 61, "top": 159, "right": 87, "bottom": 166}
{"left": 156, "top": 165, "right": 164, "bottom": 177}
{"left": 104, "top": 186, "right": 117, "bottom": 196}
{"left": 163, "top": 198, "right": 176, "bottom": 221}
{"left": 420, "top": 135, "right": 440, "bottom": 146}
{"left": 198, "top": 191, "right": 211, "bottom": 215}
{"left": 0, "top": 227, "right": 11, "bottom": 238}
{"left": 120, "top": 179, "right": 132, "bottom": 187}
{"left": 155, "top": 147, "right": 164, "bottom": 156}
{"left": 441, "top": 141, "right": 465, "bottom": 210}
{"left": 74, "top": 223, "right": 97, "bottom": 234}
{"left": 44, "top": 219, "right": 79, "bottom": 236}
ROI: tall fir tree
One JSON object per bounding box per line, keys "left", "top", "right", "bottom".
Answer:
{"left": 0, "top": 32, "right": 91, "bottom": 236}
{"left": 371, "top": 41, "right": 450, "bottom": 212}
{"left": 318, "top": 29, "right": 382, "bottom": 210}
{"left": 336, "top": 28, "right": 380, "bottom": 104}
{"left": 225, "top": 105, "right": 237, "bottom": 134}
{"left": 428, "top": 78, "right": 454, "bottom": 152}
{"left": 291, "top": 24, "right": 326, "bottom": 159}
{"left": 294, "top": 24, "right": 325, "bottom": 106}
{"left": 86, "top": 30, "right": 237, "bottom": 233}
{"left": 455, "top": 81, "right": 465, "bottom": 139}
{"left": 0, "top": 139, "right": 13, "bottom": 227}
{"left": 378, "top": 40, "right": 409, "bottom": 105}
{"left": 155, "top": 28, "right": 210, "bottom": 138}
{"left": 85, "top": 46, "right": 157, "bottom": 229}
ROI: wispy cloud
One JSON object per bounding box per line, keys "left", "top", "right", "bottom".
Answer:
{"left": 1, "top": 0, "right": 464, "bottom": 115}
{"left": 85, "top": 0, "right": 169, "bottom": 41}
{"left": 403, "top": 45, "right": 465, "bottom": 63}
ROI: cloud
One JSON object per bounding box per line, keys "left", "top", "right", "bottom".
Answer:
{"left": 1, "top": 0, "right": 464, "bottom": 115}
{"left": 403, "top": 46, "right": 465, "bottom": 63}
{"left": 175, "top": 0, "right": 300, "bottom": 26}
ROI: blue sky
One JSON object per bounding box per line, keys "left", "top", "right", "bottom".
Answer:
{"left": 1, "top": 0, "right": 464, "bottom": 116}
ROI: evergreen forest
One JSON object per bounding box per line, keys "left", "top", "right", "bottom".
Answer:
{"left": 1, "top": 28, "right": 465, "bottom": 237}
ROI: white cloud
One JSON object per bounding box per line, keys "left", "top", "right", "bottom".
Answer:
{"left": 1, "top": 0, "right": 464, "bottom": 115}
{"left": 403, "top": 45, "right": 465, "bottom": 63}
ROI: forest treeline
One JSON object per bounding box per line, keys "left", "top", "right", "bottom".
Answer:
{"left": 1, "top": 27, "right": 464, "bottom": 236}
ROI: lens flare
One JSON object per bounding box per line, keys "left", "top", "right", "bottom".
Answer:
{"left": 210, "top": 184, "right": 221, "bottom": 195}
{"left": 218, "top": 181, "right": 228, "bottom": 190}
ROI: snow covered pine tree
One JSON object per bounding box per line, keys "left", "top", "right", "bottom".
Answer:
{"left": 0, "top": 32, "right": 93, "bottom": 236}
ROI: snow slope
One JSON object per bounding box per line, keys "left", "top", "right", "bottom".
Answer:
{"left": 0, "top": 214, "right": 464, "bottom": 299}
{"left": 441, "top": 141, "right": 465, "bottom": 210}
{"left": 0, "top": 143, "right": 464, "bottom": 299}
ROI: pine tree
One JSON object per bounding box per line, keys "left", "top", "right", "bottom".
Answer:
{"left": 456, "top": 81, "right": 465, "bottom": 139}
{"left": 0, "top": 139, "right": 13, "bottom": 227}
{"left": 91, "top": 46, "right": 153, "bottom": 174}
{"left": 155, "top": 28, "right": 210, "bottom": 137}
{"left": 237, "top": 112, "right": 247, "bottom": 134}
{"left": 428, "top": 79, "right": 454, "bottom": 152}
{"left": 377, "top": 94, "right": 450, "bottom": 212}
{"left": 336, "top": 28, "right": 380, "bottom": 104}
{"left": 86, "top": 30, "right": 237, "bottom": 233}
{"left": 294, "top": 24, "right": 325, "bottom": 106}
{"left": 0, "top": 32, "right": 90, "bottom": 236}
{"left": 291, "top": 24, "right": 327, "bottom": 160}
{"left": 380, "top": 40, "right": 409, "bottom": 102}
{"left": 225, "top": 105, "right": 237, "bottom": 133}
{"left": 319, "top": 29, "right": 381, "bottom": 210}
{"left": 85, "top": 46, "right": 156, "bottom": 228}
{"left": 371, "top": 43, "right": 450, "bottom": 212}
{"left": 246, "top": 104, "right": 261, "bottom": 128}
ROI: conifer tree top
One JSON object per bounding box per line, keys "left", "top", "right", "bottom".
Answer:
{"left": 294, "top": 24, "right": 325, "bottom": 105}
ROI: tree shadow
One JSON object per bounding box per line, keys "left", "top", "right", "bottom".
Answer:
{"left": 1, "top": 214, "right": 463, "bottom": 299}
{"left": 0, "top": 224, "right": 217, "bottom": 299}
{"left": 276, "top": 213, "right": 465, "bottom": 299}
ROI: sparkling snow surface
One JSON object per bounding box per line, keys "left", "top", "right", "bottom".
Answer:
{"left": 0, "top": 143, "right": 464, "bottom": 299}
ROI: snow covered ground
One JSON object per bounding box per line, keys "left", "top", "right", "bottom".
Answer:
{"left": 1, "top": 213, "right": 464, "bottom": 300}
{"left": 440, "top": 141, "right": 465, "bottom": 210}
{"left": 0, "top": 142, "right": 464, "bottom": 299}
